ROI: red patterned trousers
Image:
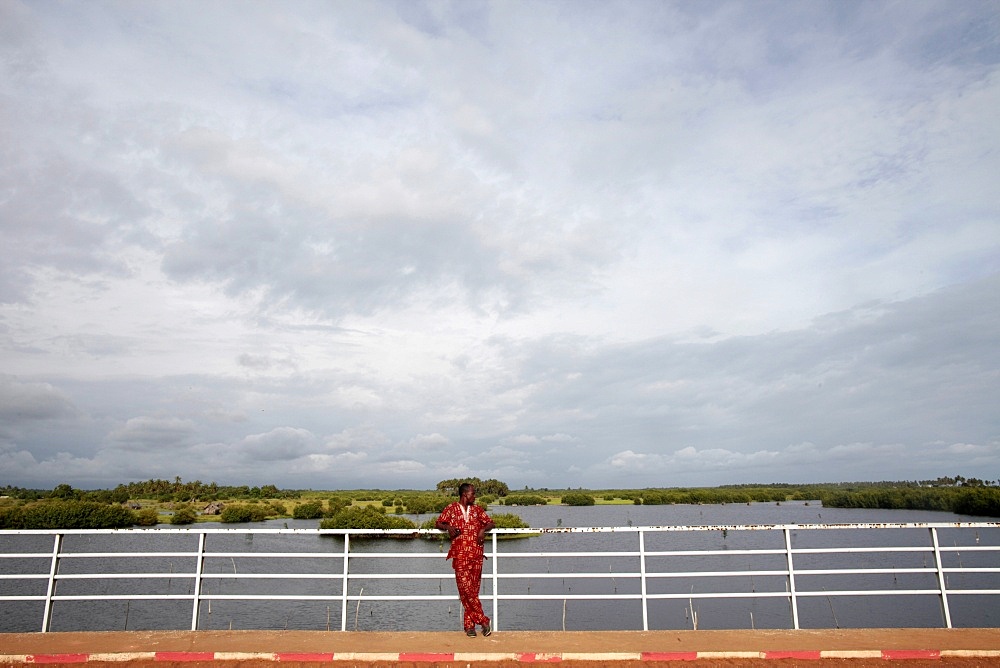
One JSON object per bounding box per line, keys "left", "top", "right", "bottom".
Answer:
{"left": 453, "top": 556, "right": 489, "bottom": 631}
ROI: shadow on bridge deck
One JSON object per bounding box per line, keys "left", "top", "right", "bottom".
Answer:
{"left": 2, "top": 628, "right": 1000, "bottom": 666}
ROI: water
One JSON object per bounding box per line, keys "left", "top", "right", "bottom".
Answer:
{"left": 2, "top": 502, "right": 998, "bottom": 633}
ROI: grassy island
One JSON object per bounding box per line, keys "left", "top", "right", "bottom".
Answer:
{"left": 2, "top": 475, "right": 998, "bottom": 530}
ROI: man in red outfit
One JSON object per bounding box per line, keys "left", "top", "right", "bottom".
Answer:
{"left": 435, "top": 482, "right": 496, "bottom": 637}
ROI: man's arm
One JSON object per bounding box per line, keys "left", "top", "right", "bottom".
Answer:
{"left": 435, "top": 513, "right": 460, "bottom": 538}
{"left": 477, "top": 513, "right": 495, "bottom": 544}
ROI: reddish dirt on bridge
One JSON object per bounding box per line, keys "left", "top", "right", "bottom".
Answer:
{"left": 2, "top": 628, "right": 1000, "bottom": 666}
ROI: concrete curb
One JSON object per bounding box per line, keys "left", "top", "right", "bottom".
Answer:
{"left": 5, "top": 648, "right": 1000, "bottom": 663}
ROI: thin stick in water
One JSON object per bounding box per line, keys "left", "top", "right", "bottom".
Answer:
{"left": 355, "top": 587, "right": 364, "bottom": 631}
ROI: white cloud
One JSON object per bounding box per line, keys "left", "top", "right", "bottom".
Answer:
{"left": 399, "top": 433, "right": 451, "bottom": 453}
{"left": 504, "top": 435, "right": 540, "bottom": 445}
{"left": 604, "top": 439, "right": 1000, "bottom": 487}
{"left": 0, "top": 375, "right": 77, "bottom": 422}
{"left": 108, "top": 416, "right": 198, "bottom": 451}
{"left": 239, "top": 427, "right": 317, "bottom": 461}
{"left": 300, "top": 451, "right": 368, "bottom": 474}
{"left": 322, "top": 425, "right": 391, "bottom": 454}
{"left": 0, "top": 1, "right": 997, "bottom": 491}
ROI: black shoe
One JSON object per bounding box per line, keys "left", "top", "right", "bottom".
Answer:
{"left": 465, "top": 628, "right": 476, "bottom": 637}
{"left": 481, "top": 622, "right": 492, "bottom": 637}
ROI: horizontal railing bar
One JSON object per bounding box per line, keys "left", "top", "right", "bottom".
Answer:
{"left": 336, "top": 552, "right": 454, "bottom": 558}
{"left": 49, "top": 551, "right": 439, "bottom": 559}
{"left": 482, "top": 551, "right": 639, "bottom": 558}
{"left": 22, "top": 546, "right": 999, "bottom": 559}
{"left": 206, "top": 594, "right": 453, "bottom": 601}
{"left": 494, "top": 593, "right": 645, "bottom": 600}
{"left": 206, "top": 592, "right": 941, "bottom": 602}
{"left": 946, "top": 590, "right": 1000, "bottom": 595}
{"left": 52, "top": 595, "right": 197, "bottom": 601}
{"left": 644, "top": 549, "right": 787, "bottom": 557}
{"left": 47, "top": 552, "right": 200, "bottom": 559}
{"left": 24, "top": 594, "right": 463, "bottom": 603}
{"left": 794, "top": 589, "right": 942, "bottom": 597}
{"left": 641, "top": 590, "right": 952, "bottom": 600}
{"left": 205, "top": 573, "right": 446, "bottom": 580}
{"left": 488, "top": 546, "right": 997, "bottom": 558}
{"left": 38, "top": 567, "right": 979, "bottom": 581}
{"left": 47, "top": 572, "right": 452, "bottom": 581}
{"left": 491, "top": 549, "right": 960, "bottom": 559}
{"left": 46, "top": 595, "right": 356, "bottom": 602}
{"left": 493, "top": 570, "right": 782, "bottom": 579}
{"left": 40, "top": 548, "right": 1000, "bottom": 560}
{"left": 524, "top": 570, "right": 952, "bottom": 580}
{"left": 943, "top": 568, "right": 1000, "bottom": 573}
{"left": 54, "top": 573, "right": 195, "bottom": 580}
{"left": 794, "top": 568, "right": 936, "bottom": 575}
{"left": 793, "top": 547, "right": 931, "bottom": 554}
{"left": 501, "top": 549, "right": 784, "bottom": 558}
{"left": 5, "top": 522, "right": 996, "bottom": 537}
{"left": 493, "top": 572, "right": 640, "bottom": 579}
{"left": 646, "top": 592, "right": 791, "bottom": 600}
{"left": 15, "top": 590, "right": 965, "bottom": 605}
{"left": 52, "top": 552, "right": 344, "bottom": 559}
{"left": 643, "top": 590, "right": 935, "bottom": 600}
{"left": 645, "top": 570, "right": 786, "bottom": 578}
{"left": 35, "top": 576, "right": 435, "bottom": 582}
{"left": 0, "top": 554, "right": 52, "bottom": 559}
{"left": 0, "top": 596, "right": 52, "bottom": 601}
{"left": 489, "top": 592, "right": 788, "bottom": 600}
{"left": 938, "top": 546, "right": 1000, "bottom": 551}
{"left": 36, "top": 550, "right": 963, "bottom": 560}
{"left": 201, "top": 553, "right": 346, "bottom": 559}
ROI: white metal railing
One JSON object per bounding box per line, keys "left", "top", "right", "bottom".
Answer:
{"left": 1, "top": 522, "right": 998, "bottom": 633}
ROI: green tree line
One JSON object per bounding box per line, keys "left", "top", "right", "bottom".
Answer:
{"left": 0, "top": 479, "right": 294, "bottom": 503}
{"left": 435, "top": 478, "right": 510, "bottom": 497}
{"left": 3, "top": 477, "right": 999, "bottom": 530}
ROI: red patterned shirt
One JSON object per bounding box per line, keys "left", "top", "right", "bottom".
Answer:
{"left": 437, "top": 502, "right": 494, "bottom": 563}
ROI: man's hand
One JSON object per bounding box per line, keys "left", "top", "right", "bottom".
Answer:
{"left": 478, "top": 520, "right": 495, "bottom": 545}
{"left": 436, "top": 520, "right": 461, "bottom": 539}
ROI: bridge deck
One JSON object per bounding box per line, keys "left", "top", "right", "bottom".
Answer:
{"left": 2, "top": 628, "right": 1000, "bottom": 665}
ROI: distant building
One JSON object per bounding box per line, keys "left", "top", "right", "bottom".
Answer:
{"left": 202, "top": 502, "right": 225, "bottom": 515}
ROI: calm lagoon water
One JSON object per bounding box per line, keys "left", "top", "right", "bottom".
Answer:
{"left": 2, "top": 502, "right": 998, "bottom": 633}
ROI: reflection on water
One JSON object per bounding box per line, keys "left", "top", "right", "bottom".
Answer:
{"left": 1, "top": 502, "right": 998, "bottom": 633}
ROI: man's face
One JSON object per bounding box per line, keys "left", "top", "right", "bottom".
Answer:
{"left": 461, "top": 486, "right": 476, "bottom": 505}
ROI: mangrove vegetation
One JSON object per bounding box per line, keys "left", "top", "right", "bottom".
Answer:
{"left": 1, "top": 476, "right": 998, "bottom": 530}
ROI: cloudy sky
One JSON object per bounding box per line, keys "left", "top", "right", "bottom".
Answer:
{"left": 2, "top": 1, "right": 998, "bottom": 492}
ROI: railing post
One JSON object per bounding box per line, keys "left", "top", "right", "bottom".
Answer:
{"left": 340, "top": 532, "right": 351, "bottom": 632}
{"left": 190, "top": 532, "right": 206, "bottom": 631}
{"left": 41, "top": 533, "right": 63, "bottom": 632}
{"left": 638, "top": 529, "right": 648, "bottom": 631}
{"left": 490, "top": 531, "right": 498, "bottom": 630}
{"left": 930, "top": 527, "right": 953, "bottom": 628}
{"left": 784, "top": 527, "right": 800, "bottom": 630}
